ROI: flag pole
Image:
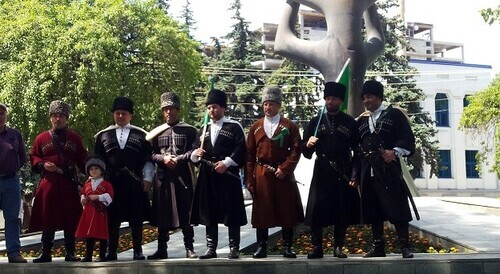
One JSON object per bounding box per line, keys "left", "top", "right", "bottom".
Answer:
{"left": 313, "top": 58, "right": 351, "bottom": 137}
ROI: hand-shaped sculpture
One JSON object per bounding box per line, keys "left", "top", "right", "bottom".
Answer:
{"left": 275, "top": 0, "right": 384, "bottom": 115}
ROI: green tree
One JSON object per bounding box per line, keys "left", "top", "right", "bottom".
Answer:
{"left": 205, "top": 0, "right": 264, "bottom": 128}
{"left": 179, "top": 0, "right": 196, "bottom": 39}
{"left": 460, "top": 74, "right": 500, "bottom": 176}
{"left": 156, "top": 0, "right": 170, "bottom": 14}
{"left": 480, "top": 6, "right": 500, "bottom": 25}
{"left": 0, "top": 0, "right": 203, "bottom": 149}
{"left": 369, "top": 0, "right": 440, "bottom": 177}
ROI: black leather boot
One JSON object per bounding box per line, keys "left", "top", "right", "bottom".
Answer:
{"left": 333, "top": 246, "right": 348, "bottom": 258}
{"left": 199, "top": 226, "right": 218, "bottom": 259}
{"left": 253, "top": 228, "right": 268, "bottom": 259}
{"left": 81, "top": 239, "right": 95, "bottom": 262}
{"left": 96, "top": 240, "right": 108, "bottom": 262}
{"left": 227, "top": 226, "right": 240, "bottom": 259}
{"left": 333, "top": 225, "right": 347, "bottom": 258}
{"left": 363, "top": 239, "right": 386, "bottom": 257}
{"left": 105, "top": 220, "right": 119, "bottom": 261}
{"left": 282, "top": 228, "right": 297, "bottom": 258}
{"left": 183, "top": 226, "right": 198, "bottom": 258}
{"left": 132, "top": 225, "right": 145, "bottom": 260}
{"left": 148, "top": 229, "right": 169, "bottom": 260}
{"left": 307, "top": 246, "right": 323, "bottom": 259}
{"left": 396, "top": 223, "right": 414, "bottom": 259}
{"left": 33, "top": 231, "right": 53, "bottom": 263}
{"left": 64, "top": 231, "right": 81, "bottom": 262}
{"left": 228, "top": 247, "right": 240, "bottom": 259}
{"left": 364, "top": 222, "right": 386, "bottom": 258}
{"left": 307, "top": 227, "right": 323, "bottom": 259}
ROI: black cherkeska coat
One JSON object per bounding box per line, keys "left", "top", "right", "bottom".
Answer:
{"left": 149, "top": 122, "right": 197, "bottom": 229}
{"left": 190, "top": 118, "right": 247, "bottom": 227}
{"left": 357, "top": 105, "right": 416, "bottom": 224}
{"left": 302, "top": 111, "right": 360, "bottom": 227}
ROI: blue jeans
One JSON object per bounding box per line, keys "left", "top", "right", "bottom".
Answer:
{"left": 0, "top": 175, "right": 22, "bottom": 258}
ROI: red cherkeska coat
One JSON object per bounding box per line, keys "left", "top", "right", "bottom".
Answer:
{"left": 29, "top": 129, "right": 87, "bottom": 233}
{"left": 75, "top": 179, "right": 114, "bottom": 240}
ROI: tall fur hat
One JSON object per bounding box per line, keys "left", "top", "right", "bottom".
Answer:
{"left": 85, "top": 155, "right": 106, "bottom": 176}
{"left": 361, "top": 80, "right": 384, "bottom": 100}
{"left": 111, "top": 96, "right": 134, "bottom": 114}
{"left": 205, "top": 89, "right": 227, "bottom": 109}
{"left": 49, "top": 100, "right": 70, "bottom": 117}
{"left": 324, "top": 82, "right": 347, "bottom": 101}
{"left": 0, "top": 102, "right": 8, "bottom": 111}
{"left": 261, "top": 86, "right": 282, "bottom": 104}
{"left": 160, "top": 92, "right": 181, "bottom": 109}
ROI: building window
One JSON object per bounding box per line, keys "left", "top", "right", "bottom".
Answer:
{"left": 465, "top": 150, "right": 480, "bottom": 178}
{"left": 435, "top": 93, "right": 449, "bottom": 127}
{"left": 438, "top": 150, "right": 452, "bottom": 178}
{"left": 463, "top": 95, "right": 472, "bottom": 108}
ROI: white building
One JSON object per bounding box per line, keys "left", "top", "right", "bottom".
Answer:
{"left": 254, "top": 10, "right": 499, "bottom": 195}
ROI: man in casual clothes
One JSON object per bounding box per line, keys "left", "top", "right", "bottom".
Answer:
{"left": 30, "top": 100, "right": 88, "bottom": 263}
{"left": 94, "top": 96, "right": 154, "bottom": 261}
{"left": 357, "top": 80, "right": 416, "bottom": 259}
{"left": 246, "top": 86, "right": 304, "bottom": 259}
{"left": 190, "top": 89, "right": 247, "bottom": 259}
{"left": 0, "top": 103, "right": 28, "bottom": 263}
{"left": 146, "top": 91, "right": 198, "bottom": 259}
{"left": 302, "top": 82, "right": 360, "bottom": 259}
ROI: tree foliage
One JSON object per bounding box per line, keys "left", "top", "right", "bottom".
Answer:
{"left": 460, "top": 74, "right": 500, "bottom": 176}
{"left": 480, "top": 6, "right": 500, "bottom": 25}
{"left": 204, "top": 0, "right": 264, "bottom": 129}
{"left": 0, "top": 0, "right": 203, "bottom": 149}
{"left": 369, "top": 0, "right": 440, "bottom": 177}
{"left": 179, "top": 0, "right": 196, "bottom": 39}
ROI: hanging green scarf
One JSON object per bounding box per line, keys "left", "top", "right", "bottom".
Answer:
{"left": 271, "top": 126, "right": 289, "bottom": 147}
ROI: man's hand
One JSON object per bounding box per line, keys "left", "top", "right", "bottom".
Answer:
{"left": 214, "top": 161, "right": 228, "bottom": 174}
{"left": 192, "top": 148, "right": 205, "bottom": 159}
{"left": 381, "top": 149, "right": 397, "bottom": 163}
{"left": 349, "top": 180, "right": 359, "bottom": 188}
{"left": 163, "top": 155, "right": 178, "bottom": 169}
{"left": 275, "top": 168, "right": 286, "bottom": 180}
{"left": 141, "top": 180, "right": 152, "bottom": 192}
{"left": 43, "top": 162, "right": 58, "bottom": 172}
{"left": 88, "top": 194, "right": 99, "bottom": 201}
{"left": 306, "top": 136, "right": 319, "bottom": 148}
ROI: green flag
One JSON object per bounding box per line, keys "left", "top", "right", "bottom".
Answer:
{"left": 337, "top": 59, "right": 350, "bottom": 112}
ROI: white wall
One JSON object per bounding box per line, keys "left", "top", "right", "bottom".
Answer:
{"left": 411, "top": 60, "right": 499, "bottom": 191}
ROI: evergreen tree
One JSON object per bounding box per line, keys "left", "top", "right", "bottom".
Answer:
{"left": 369, "top": 0, "right": 440, "bottom": 177}
{"left": 156, "top": 0, "right": 170, "bottom": 14}
{"left": 179, "top": 0, "right": 196, "bottom": 39}
{"left": 204, "top": 0, "right": 264, "bottom": 128}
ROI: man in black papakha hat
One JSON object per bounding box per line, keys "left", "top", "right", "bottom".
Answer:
{"left": 302, "top": 82, "right": 361, "bottom": 259}
{"left": 356, "top": 80, "right": 416, "bottom": 259}
{"left": 190, "top": 89, "right": 247, "bottom": 259}
{"left": 94, "top": 96, "right": 154, "bottom": 261}
{"left": 145, "top": 91, "right": 198, "bottom": 259}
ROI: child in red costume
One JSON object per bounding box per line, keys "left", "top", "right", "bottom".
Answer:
{"left": 75, "top": 156, "right": 114, "bottom": 262}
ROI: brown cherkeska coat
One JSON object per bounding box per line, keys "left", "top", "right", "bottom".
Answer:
{"left": 246, "top": 117, "right": 304, "bottom": 228}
